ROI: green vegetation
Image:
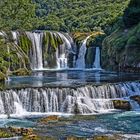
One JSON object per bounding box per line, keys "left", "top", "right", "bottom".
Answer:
{"left": 34, "top": 0, "right": 129, "bottom": 32}
{"left": 102, "top": 0, "right": 140, "bottom": 71}
{"left": 0, "top": 0, "right": 129, "bottom": 31}
{"left": 0, "top": 0, "right": 139, "bottom": 77}
{"left": 0, "top": 31, "right": 31, "bottom": 81}
{"left": 0, "top": 0, "right": 40, "bottom": 30}
{"left": 123, "top": 0, "right": 140, "bottom": 28}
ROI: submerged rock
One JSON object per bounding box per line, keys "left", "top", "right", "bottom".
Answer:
{"left": 67, "top": 136, "right": 87, "bottom": 140}
{"left": 130, "top": 95, "right": 140, "bottom": 105}
{"left": 112, "top": 100, "right": 131, "bottom": 110}
{"left": 92, "top": 134, "right": 125, "bottom": 140}
{"left": 38, "top": 115, "right": 59, "bottom": 124}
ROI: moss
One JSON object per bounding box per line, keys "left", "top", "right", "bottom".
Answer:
{"left": 93, "top": 135, "right": 122, "bottom": 140}
{"left": 43, "top": 32, "right": 64, "bottom": 68}
{"left": 38, "top": 115, "right": 59, "bottom": 124}
{"left": 0, "top": 129, "right": 13, "bottom": 138}
{"left": 12, "top": 68, "right": 31, "bottom": 76}
{"left": 22, "top": 135, "right": 41, "bottom": 140}
{"left": 67, "top": 136, "right": 86, "bottom": 140}
{"left": 0, "top": 71, "right": 6, "bottom": 81}
{"left": 19, "top": 33, "right": 32, "bottom": 54}
{"left": 127, "top": 36, "right": 139, "bottom": 45}
{"left": 102, "top": 23, "right": 140, "bottom": 71}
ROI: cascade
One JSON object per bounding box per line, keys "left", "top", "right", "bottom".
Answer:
{"left": 76, "top": 35, "right": 91, "bottom": 69}
{"left": 3, "top": 31, "right": 103, "bottom": 70}
{"left": 94, "top": 47, "right": 101, "bottom": 69}
{"left": 26, "top": 32, "right": 43, "bottom": 70}
{"left": 55, "top": 32, "right": 72, "bottom": 69}
{"left": 0, "top": 82, "right": 139, "bottom": 115}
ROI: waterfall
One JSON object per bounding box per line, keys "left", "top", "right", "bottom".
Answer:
{"left": 76, "top": 36, "right": 91, "bottom": 69}
{"left": 0, "top": 82, "right": 139, "bottom": 115}
{"left": 56, "top": 32, "right": 72, "bottom": 69}
{"left": 1, "top": 31, "right": 103, "bottom": 70}
{"left": 94, "top": 47, "right": 101, "bottom": 69}
{"left": 26, "top": 32, "right": 43, "bottom": 70}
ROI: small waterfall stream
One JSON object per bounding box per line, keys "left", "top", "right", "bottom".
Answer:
{"left": 94, "top": 47, "right": 101, "bottom": 69}
{"left": 76, "top": 35, "right": 91, "bottom": 69}
{"left": 0, "top": 82, "right": 139, "bottom": 116}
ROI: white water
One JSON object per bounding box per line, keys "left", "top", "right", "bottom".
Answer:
{"left": 94, "top": 47, "right": 101, "bottom": 69}
{"left": 57, "top": 32, "right": 72, "bottom": 50}
{"left": 76, "top": 36, "right": 91, "bottom": 69}
{"left": 12, "top": 31, "right": 18, "bottom": 45}
{"left": 0, "top": 82, "right": 139, "bottom": 117}
{"left": 57, "top": 54, "right": 67, "bottom": 69}
{"left": 56, "top": 32, "right": 72, "bottom": 69}
{"left": 2, "top": 31, "right": 103, "bottom": 70}
{"left": 26, "top": 32, "right": 43, "bottom": 70}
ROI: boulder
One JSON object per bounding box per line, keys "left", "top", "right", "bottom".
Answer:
{"left": 113, "top": 100, "right": 131, "bottom": 111}
{"left": 130, "top": 95, "right": 140, "bottom": 105}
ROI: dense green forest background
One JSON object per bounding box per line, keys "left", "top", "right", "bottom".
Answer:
{"left": 0, "top": 0, "right": 129, "bottom": 32}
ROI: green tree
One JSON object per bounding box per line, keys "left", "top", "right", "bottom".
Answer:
{"left": 123, "top": 0, "right": 140, "bottom": 28}
{"left": 0, "top": 0, "right": 38, "bottom": 30}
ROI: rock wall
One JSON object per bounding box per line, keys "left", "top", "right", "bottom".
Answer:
{"left": 102, "top": 23, "right": 140, "bottom": 72}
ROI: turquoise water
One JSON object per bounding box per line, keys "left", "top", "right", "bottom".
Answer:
{"left": 1, "top": 70, "right": 140, "bottom": 139}
{"left": 1, "top": 111, "right": 140, "bottom": 138}
{"left": 5, "top": 70, "right": 140, "bottom": 88}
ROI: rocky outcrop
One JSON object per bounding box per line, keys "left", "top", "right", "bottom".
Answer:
{"left": 130, "top": 95, "right": 140, "bottom": 105}
{"left": 112, "top": 100, "right": 131, "bottom": 110}
{"left": 102, "top": 22, "right": 140, "bottom": 72}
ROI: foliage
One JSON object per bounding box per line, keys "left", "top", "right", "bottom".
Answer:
{"left": 0, "top": 0, "right": 40, "bottom": 30}
{"left": 123, "top": 0, "right": 140, "bottom": 28}
{"left": 34, "top": 0, "right": 129, "bottom": 32}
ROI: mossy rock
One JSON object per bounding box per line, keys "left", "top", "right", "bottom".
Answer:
{"left": 130, "top": 95, "right": 140, "bottom": 105}
{"left": 67, "top": 136, "right": 86, "bottom": 140}
{"left": 0, "top": 129, "right": 14, "bottom": 138}
{"left": 38, "top": 115, "right": 59, "bottom": 124}
{"left": 113, "top": 100, "right": 131, "bottom": 110}
{"left": 9, "top": 127, "right": 33, "bottom": 136}
{"left": 0, "top": 71, "right": 6, "bottom": 81}
{"left": 93, "top": 135, "right": 123, "bottom": 140}
{"left": 12, "top": 68, "right": 31, "bottom": 76}
{"left": 22, "top": 134, "right": 41, "bottom": 140}
{"left": 93, "top": 136, "right": 113, "bottom": 140}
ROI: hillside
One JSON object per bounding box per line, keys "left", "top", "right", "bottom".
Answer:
{"left": 0, "top": 0, "right": 129, "bottom": 31}
{"left": 102, "top": 0, "right": 140, "bottom": 72}
{"left": 34, "top": 0, "right": 129, "bottom": 32}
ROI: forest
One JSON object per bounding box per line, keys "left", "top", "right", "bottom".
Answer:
{"left": 0, "top": 0, "right": 130, "bottom": 32}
